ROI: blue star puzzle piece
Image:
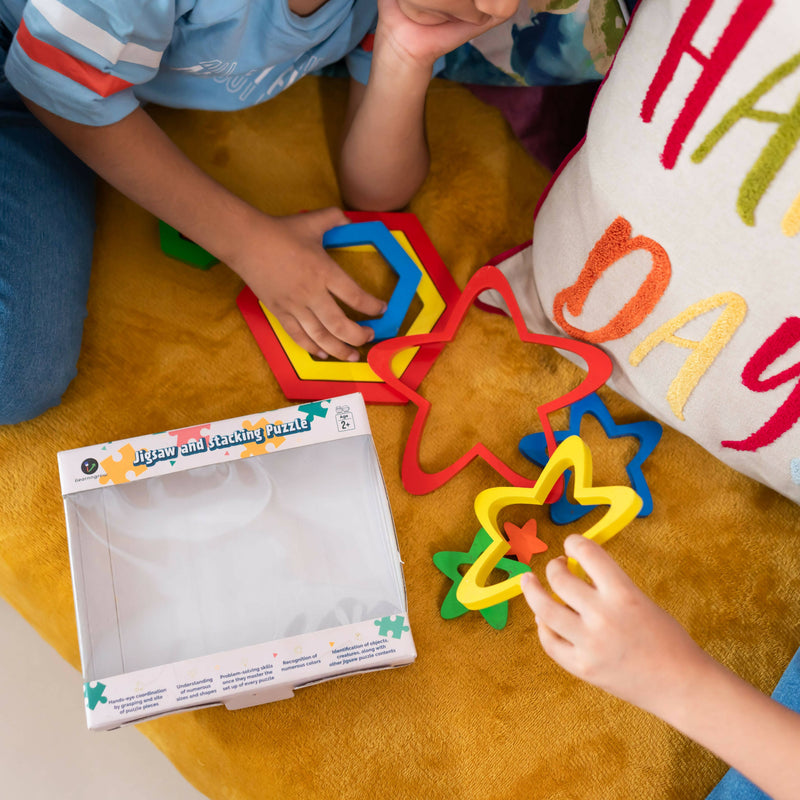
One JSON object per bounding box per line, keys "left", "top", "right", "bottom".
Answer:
{"left": 433, "top": 527, "right": 531, "bottom": 630}
{"left": 519, "top": 392, "right": 662, "bottom": 524}
{"left": 322, "top": 221, "right": 422, "bottom": 342}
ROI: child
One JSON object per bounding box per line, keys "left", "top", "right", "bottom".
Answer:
{"left": 0, "top": 0, "right": 517, "bottom": 424}
{"left": 521, "top": 534, "right": 800, "bottom": 800}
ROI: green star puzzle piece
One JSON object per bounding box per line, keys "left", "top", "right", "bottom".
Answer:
{"left": 433, "top": 528, "right": 531, "bottom": 630}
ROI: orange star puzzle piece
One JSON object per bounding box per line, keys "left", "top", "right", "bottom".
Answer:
{"left": 503, "top": 519, "right": 548, "bottom": 563}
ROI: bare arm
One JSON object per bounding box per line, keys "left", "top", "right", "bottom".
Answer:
{"left": 522, "top": 535, "right": 800, "bottom": 800}
{"left": 24, "top": 100, "right": 384, "bottom": 361}
{"left": 340, "top": 67, "right": 430, "bottom": 211}
{"left": 339, "top": 0, "right": 518, "bottom": 210}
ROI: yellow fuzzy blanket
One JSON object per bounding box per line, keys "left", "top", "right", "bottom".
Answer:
{"left": 2, "top": 77, "right": 799, "bottom": 800}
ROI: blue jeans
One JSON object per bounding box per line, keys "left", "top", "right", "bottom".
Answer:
{"left": 706, "top": 646, "right": 800, "bottom": 799}
{"left": 0, "top": 21, "right": 95, "bottom": 424}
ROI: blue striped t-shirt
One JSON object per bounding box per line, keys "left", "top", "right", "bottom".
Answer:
{"left": 0, "top": 0, "right": 377, "bottom": 125}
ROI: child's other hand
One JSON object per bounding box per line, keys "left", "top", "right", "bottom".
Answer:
{"left": 521, "top": 535, "right": 711, "bottom": 717}
{"left": 377, "top": 0, "right": 517, "bottom": 69}
{"left": 233, "top": 208, "right": 386, "bottom": 362}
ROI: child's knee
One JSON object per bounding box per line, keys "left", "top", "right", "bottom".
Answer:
{"left": 0, "top": 334, "right": 79, "bottom": 425}
{"left": 0, "top": 370, "right": 76, "bottom": 425}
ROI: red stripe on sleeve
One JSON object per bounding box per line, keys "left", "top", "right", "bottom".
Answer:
{"left": 359, "top": 33, "right": 375, "bottom": 52}
{"left": 15, "top": 18, "right": 133, "bottom": 98}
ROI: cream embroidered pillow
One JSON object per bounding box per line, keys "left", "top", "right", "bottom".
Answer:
{"left": 488, "top": 0, "right": 800, "bottom": 502}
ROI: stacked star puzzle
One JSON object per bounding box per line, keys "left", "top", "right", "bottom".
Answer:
{"left": 234, "top": 213, "right": 666, "bottom": 631}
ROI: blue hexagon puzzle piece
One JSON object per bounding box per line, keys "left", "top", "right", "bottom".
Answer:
{"left": 322, "top": 221, "right": 422, "bottom": 341}
{"left": 519, "top": 392, "right": 662, "bottom": 524}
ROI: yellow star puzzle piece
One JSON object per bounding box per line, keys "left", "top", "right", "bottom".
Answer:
{"left": 456, "top": 435, "right": 643, "bottom": 610}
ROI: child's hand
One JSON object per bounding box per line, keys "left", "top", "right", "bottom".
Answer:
{"left": 376, "top": 0, "right": 518, "bottom": 70}
{"left": 521, "top": 534, "right": 711, "bottom": 717}
{"left": 232, "top": 207, "right": 386, "bottom": 362}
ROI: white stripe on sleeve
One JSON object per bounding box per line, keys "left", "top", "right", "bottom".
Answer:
{"left": 29, "top": 0, "right": 164, "bottom": 69}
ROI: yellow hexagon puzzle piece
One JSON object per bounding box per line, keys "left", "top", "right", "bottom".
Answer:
{"left": 456, "top": 435, "right": 643, "bottom": 610}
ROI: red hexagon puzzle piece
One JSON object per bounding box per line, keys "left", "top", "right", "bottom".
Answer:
{"left": 237, "top": 211, "right": 459, "bottom": 404}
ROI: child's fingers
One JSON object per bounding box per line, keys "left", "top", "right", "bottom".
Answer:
{"left": 563, "top": 534, "right": 631, "bottom": 594}
{"left": 278, "top": 314, "right": 328, "bottom": 361}
{"left": 545, "top": 555, "right": 595, "bottom": 612}
{"left": 536, "top": 620, "right": 575, "bottom": 666}
{"left": 521, "top": 573, "right": 582, "bottom": 644}
{"left": 292, "top": 306, "right": 363, "bottom": 362}
{"left": 304, "top": 206, "right": 351, "bottom": 233}
{"left": 297, "top": 209, "right": 387, "bottom": 318}
{"left": 327, "top": 262, "right": 388, "bottom": 318}
{"left": 520, "top": 572, "right": 549, "bottom": 612}
{"left": 312, "top": 290, "right": 376, "bottom": 348}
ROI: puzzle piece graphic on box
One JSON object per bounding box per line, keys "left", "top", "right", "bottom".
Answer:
{"left": 239, "top": 419, "right": 285, "bottom": 457}
{"left": 374, "top": 615, "right": 410, "bottom": 639}
{"left": 168, "top": 424, "right": 211, "bottom": 449}
{"left": 83, "top": 681, "right": 108, "bottom": 710}
{"left": 298, "top": 400, "right": 331, "bottom": 421}
{"left": 98, "top": 444, "right": 147, "bottom": 485}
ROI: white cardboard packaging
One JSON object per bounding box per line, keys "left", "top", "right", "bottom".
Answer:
{"left": 57, "top": 393, "right": 415, "bottom": 730}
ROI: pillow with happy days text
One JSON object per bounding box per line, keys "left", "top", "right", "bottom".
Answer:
{"left": 484, "top": 0, "right": 800, "bottom": 502}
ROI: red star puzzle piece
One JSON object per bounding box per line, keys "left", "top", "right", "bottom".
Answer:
{"left": 367, "top": 265, "right": 613, "bottom": 495}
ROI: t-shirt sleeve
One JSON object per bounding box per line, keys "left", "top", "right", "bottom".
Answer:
{"left": 344, "top": 26, "right": 374, "bottom": 85}
{"left": 3, "top": 0, "right": 173, "bottom": 126}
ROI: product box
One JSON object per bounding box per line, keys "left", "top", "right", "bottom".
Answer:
{"left": 57, "top": 393, "right": 415, "bottom": 730}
